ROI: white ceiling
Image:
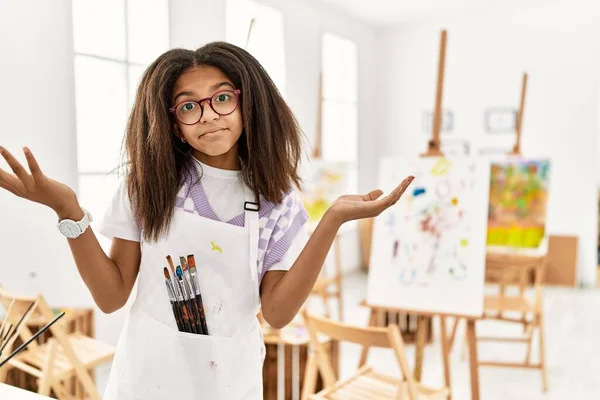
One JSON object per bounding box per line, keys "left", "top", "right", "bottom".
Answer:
{"left": 320, "top": 0, "right": 554, "bottom": 26}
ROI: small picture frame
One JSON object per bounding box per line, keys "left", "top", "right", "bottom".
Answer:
{"left": 441, "top": 139, "right": 470, "bottom": 156}
{"left": 423, "top": 109, "right": 453, "bottom": 134}
{"left": 484, "top": 107, "right": 517, "bottom": 134}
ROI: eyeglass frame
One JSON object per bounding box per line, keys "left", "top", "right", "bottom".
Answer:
{"left": 169, "top": 89, "right": 242, "bottom": 125}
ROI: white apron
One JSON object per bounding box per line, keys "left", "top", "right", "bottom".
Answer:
{"left": 103, "top": 189, "right": 264, "bottom": 400}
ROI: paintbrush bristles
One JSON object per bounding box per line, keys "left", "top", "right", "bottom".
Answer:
{"left": 187, "top": 254, "right": 196, "bottom": 269}
{"left": 163, "top": 267, "right": 171, "bottom": 280}
{"left": 180, "top": 257, "right": 188, "bottom": 271}
{"left": 166, "top": 255, "right": 176, "bottom": 275}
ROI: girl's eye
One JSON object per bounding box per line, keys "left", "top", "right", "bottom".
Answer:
{"left": 215, "top": 94, "right": 231, "bottom": 103}
{"left": 181, "top": 103, "right": 197, "bottom": 112}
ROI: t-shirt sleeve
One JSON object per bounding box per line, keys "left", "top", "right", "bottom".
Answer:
{"left": 96, "top": 181, "right": 141, "bottom": 242}
{"left": 260, "top": 190, "right": 309, "bottom": 278}
{"left": 264, "top": 225, "right": 309, "bottom": 273}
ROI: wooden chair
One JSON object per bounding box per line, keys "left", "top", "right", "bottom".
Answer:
{"left": 302, "top": 309, "right": 449, "bottom": 400}
{"left": 0, "top": 289, "right": 115, "bottom": 399}
{"left": 475, "top": 254, "right": 548, "bottom": 391}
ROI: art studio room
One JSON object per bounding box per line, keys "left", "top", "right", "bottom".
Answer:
{"left": 0, "top": 0, "right": 599, "bottom": 399}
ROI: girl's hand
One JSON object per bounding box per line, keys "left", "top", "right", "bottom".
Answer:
{"left": 0, "top": 146, "right": 80, "bottom": 218}
{"left": 326, "top": 175, "right": 415, "bottom": 226}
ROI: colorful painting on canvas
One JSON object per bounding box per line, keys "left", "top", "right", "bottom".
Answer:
{"left": 366, "top": 157, "right": 490, "bottom": 317}
{"left": 486, "top": 159, "right": 550, "bottom": 249}
{"left": 300, "top": 161, "right": 354, "bottom": 221}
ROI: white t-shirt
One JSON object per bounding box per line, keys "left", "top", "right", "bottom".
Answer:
{"left": 97, "top": 161, "right": 309, "bottom": 274}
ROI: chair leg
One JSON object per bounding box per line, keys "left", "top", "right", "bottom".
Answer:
{"left": 358, "top": 309, "right": 377, "bottom": 367}
{"left": 0, "top": 342, "right": 13, "bottom": 383}
{"left": 301, "top": 351, "right": 318, "bottom": 400}
{"left": 38, "top": 340, "right": 57, "bottom": 396}
{"left": 336, "top": 289, "right": 344, "bottom": 322}
{"left": 320, "top": 288, "right": 331, "bottom": 319}
{"left": 538, "top": 314, "right": 548, "bottom": 392}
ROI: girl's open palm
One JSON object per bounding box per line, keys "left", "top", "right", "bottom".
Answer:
{"left": 330, "top": 175, "right": 414, "bottom": 223}
{"left": 0, "top": 147, "right": 78, "bottom": 215}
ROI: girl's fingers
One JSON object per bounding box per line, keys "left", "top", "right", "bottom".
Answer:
{"left": 23, "top": 148, "right": 43, "bottom": 180}
{"left": 0, "top": 167, "right": 25, "bottom": 195}
{"left": 0, "top": 147, "right": 32, "bottom": 189}
{"left": 0, "top": 180, "right": 19, "bottom": 196}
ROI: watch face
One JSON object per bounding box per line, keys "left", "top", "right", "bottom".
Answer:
{"left": 59, "top": 221, "right": 81, "bottom": 238}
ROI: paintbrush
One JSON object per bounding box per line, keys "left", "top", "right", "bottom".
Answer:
{"left": 0, "top": 312, "right": 65, "bottom": 369}
{"left": 163, "top": 267, "right": 184, "bottom": 332}
{"left": 187, "top": 254, "right": 209, "bottom": 335}
{"left": 180, "top": 257, "right": 205, "bottom": 335}
{"left": 0, "top": 301, "right": 36, "bottom": 357}
{"left": 167, "top": 256, "right": 193, "bottom": 333}
{"left": 176, "top": 266, "right": 200, "bottom": 334}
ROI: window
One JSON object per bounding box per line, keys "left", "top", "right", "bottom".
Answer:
{"left": 321, "top": 32, "right": 358, "bottom": 163}
{"left": 225, "top": 0, "right": 286, "bottom": 95}
{"left": 72, "top": 0, "right": 169, "bottom": 250}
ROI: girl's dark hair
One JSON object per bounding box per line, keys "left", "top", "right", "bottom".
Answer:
{"left": 124, "top": 42, "right": 303, "bottom": 242}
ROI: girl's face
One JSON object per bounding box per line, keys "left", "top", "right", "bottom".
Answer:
{"left": 171, "top": 66, "right": 243, "bottom": 169}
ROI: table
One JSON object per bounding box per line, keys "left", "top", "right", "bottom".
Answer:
{"left": 0, "top": 383, "right": 53, "bottom": 399}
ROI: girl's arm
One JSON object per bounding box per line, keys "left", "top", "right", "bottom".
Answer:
{"left": 0, "top": 147, "right": 140, "bottom": 313}
{"left": 260, "top": 176, "right": 414, "bottom": 328}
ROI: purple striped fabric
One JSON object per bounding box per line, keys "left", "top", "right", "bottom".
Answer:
{"left": 175, "top": 161, "right": 308, "bottom": 280}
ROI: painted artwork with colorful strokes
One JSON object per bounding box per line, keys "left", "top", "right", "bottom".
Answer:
{"left": 300, "top": 160, "right": 356, "bottom": 222}
{"left": 366, "top": 156, "right": 490, "bottom": 317}
{"left": 487, "top": 159, "right": 551, "bottom": 249}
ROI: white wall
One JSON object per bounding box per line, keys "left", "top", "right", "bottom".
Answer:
{"left": 376, "top": 1, "right": 600, "bottom": 286}
{"left": 0, "top": 0, "right": 93, "bottom": 304}
{"left": 253, "top": 0, "right": 378, "bottom": 272}
{"left": 0, "top": 0, "right": 373, "bottom": 348}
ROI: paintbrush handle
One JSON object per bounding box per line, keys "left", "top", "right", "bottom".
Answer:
{"left": 183, "top": 272, "right": 204, "bottom": 334}
{"left": 165, "top": 281, "right": 184, "bottom": 331}
{"left": 178, "top": 278, "right": 198, "bottom": 334}
{"left": 183, "top": 281, "right": 202, "bottom": 334}
{"left": 190, "top": 271, "right": 209, "bottom": 335}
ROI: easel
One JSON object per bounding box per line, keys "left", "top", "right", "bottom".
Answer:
{"left": 362, "top": 30, "right": 482, "bottom": 400}
{"left": 452, "top": 71, "right": 548, "bottom": 391}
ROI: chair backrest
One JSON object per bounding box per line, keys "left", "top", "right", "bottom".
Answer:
{"left": 0, "top": 288, "right": 73, "bottom": 363}
{"left": 0, "top": 288, "right": 42, "bottom": 353}
{"left": 302, "top": 309, "right": 420, "bottom": 399}
{"left": 485, "top": 254, "right": 547, "bottom": 311}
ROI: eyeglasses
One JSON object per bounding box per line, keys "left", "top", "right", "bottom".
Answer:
{"left": 169, "top": 89, "right": 241, "bottom": 125}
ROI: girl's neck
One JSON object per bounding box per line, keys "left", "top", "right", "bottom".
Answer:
{"left": 192, "top": 149, "right": 241, "bottom": 171}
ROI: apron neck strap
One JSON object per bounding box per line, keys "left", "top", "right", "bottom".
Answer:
{"left": 243, "top": 187, "right": 260, "bottom": 284}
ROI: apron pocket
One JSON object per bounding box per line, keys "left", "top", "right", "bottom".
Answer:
{"left": 117, "top": 310, "right": 236, "bottom": 400}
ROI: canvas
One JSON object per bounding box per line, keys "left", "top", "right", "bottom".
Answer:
{"left": 367, "top": 156, "right": 490, "bottom": 317}
{"left": 300, "top": 160, "right": 355, "bottom": 222}
{"left": 487, "top": 159, "right": 551, "bottom": 249}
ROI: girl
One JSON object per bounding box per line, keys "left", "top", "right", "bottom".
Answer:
{"left": 0, "top": 42, "right": 413, "bottom": 399}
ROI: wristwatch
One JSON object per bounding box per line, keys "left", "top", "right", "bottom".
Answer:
{"left": 57, "top": 209, "right": 92, "bottom": 239}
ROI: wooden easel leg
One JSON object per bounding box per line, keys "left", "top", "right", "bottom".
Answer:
{"left": 466, "top": 319, "right": 480, "bottom": 400}
{"left": 358, "top": 309, "right": 377, "bottom": 367}
{"left": 440, "top": 316, "right": 452, "bottom": 400}
{"left": 414, "top": 315, "right": 429, "bottom": 382}
{"left": 524, "top": 321, "right": 534, "bottom": 364}
{"left": 449, "top": 317, "right": 460, "bottom": 352}
{"left": 538, "top": 314, "right": 548, "bottom": 392}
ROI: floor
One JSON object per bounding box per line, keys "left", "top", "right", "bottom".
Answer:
{"left": 334, "top": 270, "right": 600, "bottom": 400}
{"left": 93, "top": 270, "right": 600, "bottom": 399}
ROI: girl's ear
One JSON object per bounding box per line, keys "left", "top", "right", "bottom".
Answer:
{"left": 173, "top": 123, "right": 183, "bottom": 139}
